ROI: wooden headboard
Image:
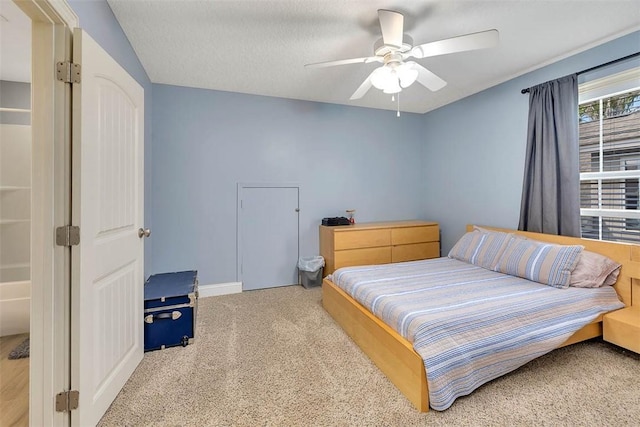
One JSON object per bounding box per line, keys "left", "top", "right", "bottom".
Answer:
{"left": 468, "top": 225, "right": 640, "bottom": 307}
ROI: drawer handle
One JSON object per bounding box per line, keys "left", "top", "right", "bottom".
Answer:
{"left": 144, "top": 311, "right": 182, "bottom": 324}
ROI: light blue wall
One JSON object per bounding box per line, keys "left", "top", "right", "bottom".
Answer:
{"left": 61, "top": 0, "right": 640, "bottom": 284}
{"left": 151, "top": 85, "right": 426, "bottom": 285}
{"left": 422, "top": 31, "right": 640, "bottom": 254}
{"left": 68, "top": 0, "right": 154, "bottom": 277}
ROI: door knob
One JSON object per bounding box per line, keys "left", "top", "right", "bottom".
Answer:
{"left": 138, "top": 228, "right": 151, "bottom": 238}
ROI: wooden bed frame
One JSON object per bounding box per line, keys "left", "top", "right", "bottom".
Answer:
{"left": 322, "top": 226, "right": 640, "bottom": 412}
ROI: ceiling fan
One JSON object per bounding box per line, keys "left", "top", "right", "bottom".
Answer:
{"left": 305, "top": 9, "right": 499, "bottom": 100}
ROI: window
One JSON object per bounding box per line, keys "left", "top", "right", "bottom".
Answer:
{"left": 579, "top": 68, "right": 640, "bottom": 243}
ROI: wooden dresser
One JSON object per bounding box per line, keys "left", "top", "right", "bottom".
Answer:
{"left": 319, "top": 220, "right": 440, "bottom": 274}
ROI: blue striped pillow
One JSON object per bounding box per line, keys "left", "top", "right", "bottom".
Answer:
{"left": 448, "top": 229, "right": 512, "bottom": 270}
{"left": 494, "top": 237, "right": 583, "bottom": 288}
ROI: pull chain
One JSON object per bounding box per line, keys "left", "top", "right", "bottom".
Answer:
{"left": 397, "top": 92, "right": 400, "bottom": 117}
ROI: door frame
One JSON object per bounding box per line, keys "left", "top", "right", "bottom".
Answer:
{"left": 236, "top": 182, "right": 300, "bottom": 285}
{"left": 14, "top": 0, "right": 77, "bottom": 425}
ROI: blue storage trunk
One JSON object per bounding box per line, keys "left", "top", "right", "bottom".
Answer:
{"left": 144, "top": 270, "right": 198, "bottom": 352}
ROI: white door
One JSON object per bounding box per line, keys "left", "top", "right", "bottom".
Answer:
{"left": 239, "top": 185, "right": 299, "bottom": 290}
{"left": 70, "top": 29, "right": 145, "bottom": 427}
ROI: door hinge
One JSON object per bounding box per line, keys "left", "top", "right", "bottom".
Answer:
{"left": 56, "top": 225, "right": 80, "bottom": 246}
{"left": 56, "top": 61, "right": 81, "bottom": 84}
{"left": 55, "top": 390, "right": 79, "bottom": 412}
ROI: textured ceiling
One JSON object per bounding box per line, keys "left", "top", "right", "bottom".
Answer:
{"left": 1, "top": 1, "right": 639, "bottom": 111}
{"left": 107, "top": 1, "right": 638, "bottom": 114}
{"left": 5, "top": 0, "right": 640, "bottom": 113}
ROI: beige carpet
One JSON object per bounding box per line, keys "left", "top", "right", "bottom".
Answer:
{"left": 99, "top": 286, "right": 640, "bottom": 426}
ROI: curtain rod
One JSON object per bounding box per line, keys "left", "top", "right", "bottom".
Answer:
{"left": 520, "top": 51, "right": 640, "bottom": 94}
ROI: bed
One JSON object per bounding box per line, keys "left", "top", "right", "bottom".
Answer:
{"left": 322, "top": 226, "right": 639, "bottom": 412}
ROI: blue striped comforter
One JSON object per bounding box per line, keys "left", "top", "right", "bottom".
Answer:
{"left": 329, "top": 257, "right": 624, "bottom": 411}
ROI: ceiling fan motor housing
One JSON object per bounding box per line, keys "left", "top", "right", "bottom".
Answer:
{"left": 374, "top": 35, "right": 413, "bottom": 56}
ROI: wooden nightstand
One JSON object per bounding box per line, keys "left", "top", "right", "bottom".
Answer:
{"left": 603, "top": 307, "right": 640, "bottom": 353}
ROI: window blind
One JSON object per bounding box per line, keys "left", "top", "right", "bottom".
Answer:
{"left": 579, "top": 80, "right": 640, "bottom": 243}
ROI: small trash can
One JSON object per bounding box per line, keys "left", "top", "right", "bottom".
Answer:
{"left": 298, "top": 256, "right": 325, "bottom": 289}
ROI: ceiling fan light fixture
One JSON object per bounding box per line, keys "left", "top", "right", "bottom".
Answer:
{"left": 382, "top": 76, "right": 402, "bottom": 94}
{"left": 371, "top": 65, "right": 403, "bottom": 94}
{"left": 399, "top": 69, "right": 418, "bottom": 88}
{"left": 370, "top": 66, "right": 392, "bottom": 90}
{"left": 397, "top": 63, "right": 418, "bottom": 88}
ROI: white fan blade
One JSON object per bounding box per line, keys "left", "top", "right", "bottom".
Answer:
{"left": 410, "top": 62, "right": 447, "bottom": 92}
{"left": 305, "top": 56, "right": 381, "bottom": 68}
{"left": 350, "top": 70, "right": 376, "bottom": 100}
{"left": 378, "top": 9, "right": 404, "bottom": 49}
{"left": 410, "top": 29, "right": 499, "bottom": 59}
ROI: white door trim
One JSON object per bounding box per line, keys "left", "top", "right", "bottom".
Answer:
{"left": 14, "top": 0, "right": 78, "bottom": 425}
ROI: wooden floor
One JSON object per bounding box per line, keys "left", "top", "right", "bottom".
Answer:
{"left": 0, "top": 333, "right": 29, "bottom": 427}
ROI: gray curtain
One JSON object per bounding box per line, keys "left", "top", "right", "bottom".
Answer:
{"left": 518, "top": 74, "right": 581, "bottom": 236}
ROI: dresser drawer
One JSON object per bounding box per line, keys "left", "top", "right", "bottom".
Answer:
{"left": 391, "top": 225, "right": 439, "bottom": 245}
{"left": 334, "top": 229, "right": 391, "bottom": 250}
{"left": 392, "top": 242, "right": 440, "bottom": 263}
{"left": 335, "top": 247, "right": 392, "bottom": 270}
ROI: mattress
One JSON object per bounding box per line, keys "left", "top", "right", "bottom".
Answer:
{"left": 329, "top": 257, "right": 624, "bottom": 410}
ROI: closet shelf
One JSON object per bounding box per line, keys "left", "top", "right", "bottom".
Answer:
{"left": 0, "top": 219, "right": 30, "bottom": 225}
{"left": 0, "top": 107, "right": 30, "bottom": 113}
{"left": 0, "top": 186, "right": 31, "bottom": 192}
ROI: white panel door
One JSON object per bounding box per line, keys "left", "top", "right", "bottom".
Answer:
{"left": 71, "top": 29, "right": 145, "bottom": 427}
{"left": 240, "top": 185, "right": 299, "bottom": 290}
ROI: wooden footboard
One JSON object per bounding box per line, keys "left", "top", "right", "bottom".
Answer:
{"left": 322, "top": 279, "right": 429, "bottom": 411}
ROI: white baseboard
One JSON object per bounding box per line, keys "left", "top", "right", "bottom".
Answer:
{"left": 198, "top": 282, "right": 242, "bottom": 298}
